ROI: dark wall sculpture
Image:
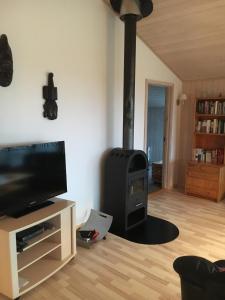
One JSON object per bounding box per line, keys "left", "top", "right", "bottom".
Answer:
{"left": 43, "top": 73, "right": 58, "bottom": 120}
{"left": 0, "top": 34, "right": 13, "bottom": 87}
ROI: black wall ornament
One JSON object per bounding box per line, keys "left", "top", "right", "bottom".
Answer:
{"left": 43, "top": 73, "right": 58, "bottom": 120}
{"left": 0, "top": 34, "right": 13, "bottom": 87}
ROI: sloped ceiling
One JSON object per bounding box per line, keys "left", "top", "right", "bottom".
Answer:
{"left": 104, "top": 0, "right": 225, "bottom": 81}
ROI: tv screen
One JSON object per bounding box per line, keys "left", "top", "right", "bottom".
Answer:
{"left": 0, "top": 141, "right": 67, "bottom": 217}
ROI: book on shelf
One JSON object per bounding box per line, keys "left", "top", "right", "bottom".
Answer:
{"left": 196, "top": 119, "right": 225, "bottom": 134}
{"left": 211, "top": 150, "right": 218, "bottom": 164}
{"left": 192, "top": 148, "right": 224, "bottom": 164}
{"left": 206, "top": 120, "right": 211, "bottom": 133}
{"left": 196, "top": 99, "right": 225, "bottom": 115}
{"left": 213, "top": 119, "right": 218, "bottom": 134}
{"left": 215, "top": 101, "right": 218, "bottom": 114}
{"left": 217, "top": 149, "right": 224, "bottom": 164}
{"left": 205, "top": 151, "right": 212, "bottom": 163}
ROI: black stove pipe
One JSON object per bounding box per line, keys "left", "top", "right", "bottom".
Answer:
{"left": 110, "top": 0, "right": 153, "bottom": 150}
{"left": 123, "top": 15, "right": 137, "bottom": 150}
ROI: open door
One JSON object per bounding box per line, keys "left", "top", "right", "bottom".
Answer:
{"left": 144, "top": 81, "right": 173, "bottom": 193}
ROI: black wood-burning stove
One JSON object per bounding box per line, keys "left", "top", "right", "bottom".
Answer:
{"left": 104, "top": 0, "right": 153, "bottom": 235}
{"left": 104, "top": 149, "right": 148, "bottom": 234}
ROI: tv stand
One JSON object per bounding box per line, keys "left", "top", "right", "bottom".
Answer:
{"left": 7, "top": 200, "right": 54, "bottom": 218}
{"left": 0, "top": 198, "right": 76, "bottom": 300}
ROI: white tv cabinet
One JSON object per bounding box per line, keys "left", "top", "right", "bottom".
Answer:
{"left": 0, "top": 198, "right": 76, "bottom": 300}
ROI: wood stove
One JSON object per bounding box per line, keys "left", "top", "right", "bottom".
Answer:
{"left": 104, "top": 149, "right": 148, "bottom": 234}
{"left": 103, "top": 0, "right": 153, "bottom": 235}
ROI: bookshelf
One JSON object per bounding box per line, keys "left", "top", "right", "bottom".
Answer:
{"left": 185, "top": 97, "right": 225, "bottom": 201}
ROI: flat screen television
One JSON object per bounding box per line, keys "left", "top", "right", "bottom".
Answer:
{"left": 0, "top": 141, "right": 67, "bottom": 218}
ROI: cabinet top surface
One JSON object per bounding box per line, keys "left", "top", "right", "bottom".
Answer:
{"left": 196, "top": 97, "right": 225, "bottom": 101}
{"left": 188, "top": 161, "right": 225, "bottom": 168}
{"left": 0, "top": 198, "right": 75, "bottom": 233}
{"left": 196, "top": 114, "right": 225, "bottom": 117}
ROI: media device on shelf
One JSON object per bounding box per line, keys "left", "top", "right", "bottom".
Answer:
{"left": 16, "top": 221, "right": 55, "bottom": 252}
{"left": 0, "top": 141, "right": 67, "bottom": 218}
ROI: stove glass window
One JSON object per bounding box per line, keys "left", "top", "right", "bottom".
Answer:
{"left": 130, "top": 178, "right": 144, "bottom": 195}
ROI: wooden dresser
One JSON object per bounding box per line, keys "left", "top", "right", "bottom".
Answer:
{"left": 185, "top": 161, "right": 225, "bottom": 202}
{"left": 185, "top": 97, "right": 225, "bottom": 202}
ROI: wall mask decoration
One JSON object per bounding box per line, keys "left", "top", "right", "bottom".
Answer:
{"left": 43, "top": 73, "right": 58, "bottom": 120}
{"left": 0, "top": 34, "right": 13, "bottom": 87}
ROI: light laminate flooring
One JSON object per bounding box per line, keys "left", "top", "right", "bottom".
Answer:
{"left": 2, "top": 190, "right": 225, "bottom": 300}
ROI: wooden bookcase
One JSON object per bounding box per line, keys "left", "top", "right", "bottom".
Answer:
{"left": 185, "top": 97, "right": 225, "bottom": 201}
{"left": 0, "top": 198, "right": 76, "bottom": 299}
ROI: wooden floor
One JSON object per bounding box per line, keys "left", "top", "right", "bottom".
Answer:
{"left": 2, "top": 190, "right": 225, "bottom": 300}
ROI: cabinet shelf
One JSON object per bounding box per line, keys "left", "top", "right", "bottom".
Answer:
{"left": 196, "top": 114, "right": 225, "bottom": 118}
{"left": 195, "top": 132, "right": 225, "bottom": 136}
{"left": 196, "top": 97, "right": 225, "bottom": 101}
{"left": 21, "top": 227, "right": 61, "bottom": 252}
{"left": 189, "top": 161, "right": 224, "bottom": 167}
{"left": 17, "top": 241, "right": 61, "bottom": 272}
{"left": 19, "top": 255, "right": 74, "bottom": 296}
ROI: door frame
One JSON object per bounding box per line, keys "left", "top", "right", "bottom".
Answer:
{"left": 144, "top": 79, "right": 174, "bottom": 189}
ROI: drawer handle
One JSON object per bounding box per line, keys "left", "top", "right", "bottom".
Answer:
{"left": 136, "top": 203, "right": 143, "bottom": 207}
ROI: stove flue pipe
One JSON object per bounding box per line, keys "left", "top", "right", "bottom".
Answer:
{"left": 110, "top": 0, "right": 153, "bottom": 150}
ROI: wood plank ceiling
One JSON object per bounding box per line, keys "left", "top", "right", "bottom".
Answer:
{"left": 104, "top": 0, "right": 225, "bottom": 81}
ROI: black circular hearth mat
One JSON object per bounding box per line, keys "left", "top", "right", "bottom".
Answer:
{"left": 118, "top": 215, "right": 179, "bottom": 245}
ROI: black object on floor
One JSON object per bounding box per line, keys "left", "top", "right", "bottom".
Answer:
{"left": 116, "top": 215, "right": 179, "bottom": 245}
{"left": 174, "top": 256, "right": 225, "bottom": 300}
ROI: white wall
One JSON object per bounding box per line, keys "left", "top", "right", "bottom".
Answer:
{"left": 0, "top": 0, "right": 182, "bottom": 224}
{"left": 108, "top": 19, "right": 183, "bottom": 188}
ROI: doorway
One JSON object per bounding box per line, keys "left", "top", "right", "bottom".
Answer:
{"left": 144, "top": 81, "right": 173, "bottom": 193}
